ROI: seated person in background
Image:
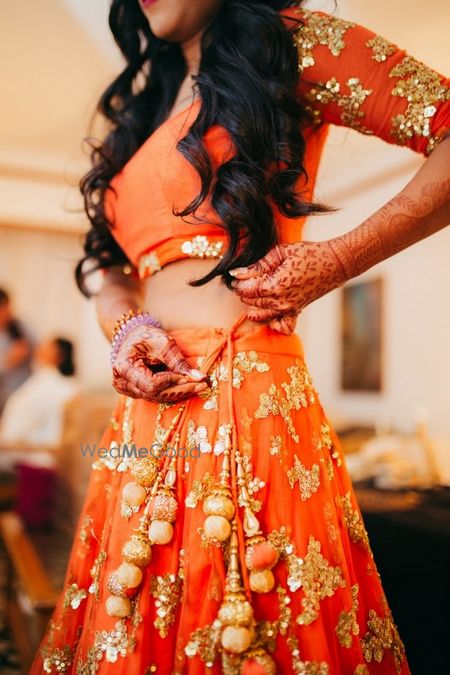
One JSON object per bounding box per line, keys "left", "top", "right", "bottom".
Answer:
{"left": 0, "top": 287, "right": 34, "bottom": 414}
{"left": 0, "top": 337, "right": 79, "bottom": 468}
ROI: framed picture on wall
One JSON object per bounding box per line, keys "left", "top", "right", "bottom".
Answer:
{"left": 340, "top": 278, "right": 383, "bottom": 392}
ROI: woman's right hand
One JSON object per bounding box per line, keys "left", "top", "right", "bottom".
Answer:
{"left": 111, "top": 323, "right": 209, "bottom": 403}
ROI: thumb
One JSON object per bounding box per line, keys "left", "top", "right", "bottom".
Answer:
{"left": 164, "top": 342, "right": 207, "bottom": 380}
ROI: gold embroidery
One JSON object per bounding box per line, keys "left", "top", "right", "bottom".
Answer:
{"left": 296, "top": 536, "right": 346, "bottom": 626}
{"left": 361, "top": 608, "right": 406, "bottom": 673}
{"left": 354, "top": 666, "right": 370, "bottom": 675}
{"left": 305, "top": 77, "right": 373, "bottom": 133}
{"left": 185, "top": 472, "right": 215, "bottom": 508}
{"left": 138, "top": 250, "right": 162, "bottom": 278}
{"left": 200, "top": 351, "right": 270, "bottom": 411}
{"left": 150, "top": 551, "right": 184, "bottom": 638}
{"left": 78, "top": 514, "right": 94, "bottom": 551}
{"left": 88, "top": 550, "right": 107, "bottom": 599}
{"left": 335, "top": 492, "right": 372, "bottom": 555}
{"left": 63, "top": 583, "right": 88, "bottom": 610}
{"left": 287, "top": 635, "right": 330, "bottom": 674}
{"left": 254, "top": 359, "right": 316, "bottom": 442}
{"left": 293, "top": 9, "right": 355, "bottom": 70}
{"left": 92, "top": 396, "right": 135, "bottom": 472}
{"left": 366, "top": 35, "right": 396, "bottom": 62}
{"left": 267, "top": 527, "right": 305, "bottom": 593}
{"left": 41, "top": 645, "right": 74, "bottom": 673}
{"left": 184, "top": 619, "right": 222, "bottom": 667}
{"left": 335, "top": 583, "right": 360, "bottom": 647}
{"left": 181, "top": 234, "right": 224, "bottom": 259}
{"left": 287, "top": 455, "right": 320, "bottom": 500}
{"left": 77, "top": 600, "right": 143, "bottom": 672}
{"left": 389, "top": 55, "right": 450, "bottom": 154}
{"left": 186, "top": 419, "right": 212, "bottom": 454}
{"left": 237, "top": 453, "right": 265, "bottom": 513}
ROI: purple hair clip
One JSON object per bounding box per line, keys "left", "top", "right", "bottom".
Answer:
{"left": 110, "top": 310, "right": 162, "bottom": 366}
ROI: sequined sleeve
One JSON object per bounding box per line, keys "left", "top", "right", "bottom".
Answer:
{"left": 291, "top": 8, "right": 450, "bottom": 156}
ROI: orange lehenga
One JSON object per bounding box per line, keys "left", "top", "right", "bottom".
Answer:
{"left": 31, "top": 4, "right": 450, "bottom": 674}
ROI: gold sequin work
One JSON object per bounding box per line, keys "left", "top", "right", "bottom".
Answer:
{"left": 180, "top": 234, "right": 224, "bottom": 259}
{"left": 305, "top": 77, "right": 374, "bottom": 133}
{"left": 150, "top": 552, "right": 184, "bottom": 638}
{"left": 335, "top": 583, "right": 360, "bottom": 648}
{"left": 366, "top": 35, "right": 396, "bottom": 62}
{"left": 287, "top": 635, "right": 330, "bottom": 674}
{"left": 254, "top": 359, "right": 316, "bottom": 442}
{"left": 42, "top": 646, "right": 74, "bottom": 673}
{"left": 293, "top": 9, "right": 355, "bottom": 70}
{"left": 295, "top": 536, "right": 346, "bottom": 626}
{"left": 287, "top": 455, "right": 321, "bottom": 500}
{"left": 335, "top": 492, "right": 372, "bottom": 555}
{"left": 389, "top": 55, "right": 450, "bottom": 154}
{"left": 63, "top": 583, "right": 88, "bottom": 611}
{"left": 360, "top": 608, "right": 406, "bottom": 673}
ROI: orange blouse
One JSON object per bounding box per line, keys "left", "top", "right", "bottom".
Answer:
{"left": 104, "top": 6, "right": 450, "bottom": 281}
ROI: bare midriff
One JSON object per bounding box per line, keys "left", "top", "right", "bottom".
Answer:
{"left": 141, "top": 258, "right": 261, "bottom": 332}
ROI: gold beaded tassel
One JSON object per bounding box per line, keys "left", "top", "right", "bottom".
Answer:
{"left": 202, "top": 423, "right": 236, "bottom": 544}
{"left": 105, "top": 404, "right": 186, "bottom": 619}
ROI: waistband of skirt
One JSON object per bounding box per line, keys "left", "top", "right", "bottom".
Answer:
{"left": 166, "top": 319, "right": 305, "bottom": 360}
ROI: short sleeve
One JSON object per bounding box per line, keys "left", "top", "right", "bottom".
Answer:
{"left": 289, "top": 8, "right": 450, "bottom": 156}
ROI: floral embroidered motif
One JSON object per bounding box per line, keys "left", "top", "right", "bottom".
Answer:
{"left": 293, "top": 9, "right": 355, "bottom": 70}
{"left": 78, "top": 514, "right": 94, "bottom": 552}
{"left": 150, "top": 551, "right": 184, "bottom": 638}
{"left": 186, "top": 419, "right": 212, "bottom": 454}
{"left": 254, "top": 359, "right": 316, "bottom": 442}
{"left": 42, "top": 645, "right": 74, "bottom": 673}
{"left": 184, "top": 619, "right": 222, "bottom": 667}
{"left": 360, "top": 608, "right": 406, "bottom": 673}
{"left": 335, "top": 492, "right": 372, "bottom": 555}
{"left": 366, "top": 35, "right": 396, "bottom": 62}
{"left": 237, "top": 454, "right": 265, "bottom": 513}
{"left": 180, "top": 234, "right": 224, "bottom": 258}
{"left": 137, "top": 251, "right": 162, "bottom": 279}
{"left": 296, "top": 536, "right": 346, "bottom": 626}
{"left": 335, "top": 583, "right": 360, "bottom": 647}
{"left": 267, "top": 527, "right": 306, "bottom": 594}
{"left": 200, "top": 351, "right": 270, "bottom": 411}
{"left": 287, "top": 635, "right": 330, "bottom": 674}
{"left": 63, "top": 583, "right": 88, "bottom": 611}
{"left": 185, "top": 472, "right": 215, "bottom": 508}
{"left": 305, "top": 77, "right": 373, "bottom": 133}
{"left": 354, "top": 666, "right": 370, "bottom": 675}
{"left": 389, "top": 55, "right": 450, "bottom": 154}
{"left": 287, "top": 455, "right": 321, "bottom": 500}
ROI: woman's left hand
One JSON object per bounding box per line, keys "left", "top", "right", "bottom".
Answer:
{"left": 229, "top": 239, "right": 349, "bottom": 335}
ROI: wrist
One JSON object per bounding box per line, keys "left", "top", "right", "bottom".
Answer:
{"left": 110, "top": 309, "right": 162, "bottom": 366}
{"left": 326, "top": 236, "right": 357, "bottom": 283}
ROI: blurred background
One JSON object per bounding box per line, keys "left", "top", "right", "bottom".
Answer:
{"left": 0, "top": 0, "right": 449, "bottom": 673}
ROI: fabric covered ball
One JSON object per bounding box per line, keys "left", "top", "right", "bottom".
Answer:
{"left": 131, "top": 459, "right": 158, "bottom": 487}
{"left": 122, "top": 535, "right": 152, "bottom": 567}
{"left": 148, "top": 493, "right": 178, "bottom": 523}
{"left": 105, "top": 595, "right": 131, "bottom": 618}
{"left": 203, "top": 515, "right": 231, "bottom": 541}
{"left": 245, "top": 541, "right": 279, "bottom": 571}
{"left": 221, "top": 625, "right": 252, "bottom": 654}
{"left": 218, "top": 599, "right": 253, "bottom": 627}
{"left": 249, "top": 569, "right": 275, "bottom": 593}
{"left": 116, "top": 562, "right": 143, "bottom": 588}
{"left": 203, "top": 494, "right": 235, "bottom": 520}
{"left": 121, "top": 481, "right": 147, "bottom": 507}
{"left": 148, "top": 519, "right": 174, "bottom": 545}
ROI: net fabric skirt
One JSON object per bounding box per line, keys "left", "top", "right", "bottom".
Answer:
{"left": 31, "top": 312, "right": 410, "bottom": 675}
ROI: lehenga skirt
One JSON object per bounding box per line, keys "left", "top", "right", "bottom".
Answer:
{"left": 31, "top": 311, "right": 410, "bottom": 675}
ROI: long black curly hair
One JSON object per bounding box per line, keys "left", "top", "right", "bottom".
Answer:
{"left": 76, "top": 0, "right": 328, "bottom": 296}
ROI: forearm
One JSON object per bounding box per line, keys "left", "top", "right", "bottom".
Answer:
{"left": 329, "top": 136, "right": 450, "bottom": 280}
{"left": 95, "top": 267, "right": 145, "bottom": 341}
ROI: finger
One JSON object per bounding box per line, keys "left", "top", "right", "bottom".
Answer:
{"left": 239, "top": 295, "right": 291, "bottom": 311}
{"left": 269, "top": 314, "right": 297, "bottom": 336}
{"left": 231, "top": 274, "right": 284, "bottom": 299}
{"left": 160, "top": 340, "right": 208, "bottom": 380}
{"left": 245, "top": 306, "right": 280, "bottom": 322}
{"left": 154, "top": 381, "right": 209, "bottom": 404}
{"left": 229, "top": 245, "right": 286, "bottom": 279}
